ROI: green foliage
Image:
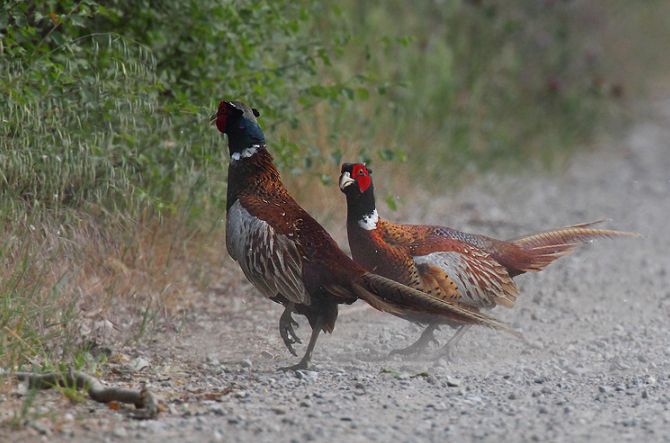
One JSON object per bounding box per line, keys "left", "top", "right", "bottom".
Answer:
{"left": 0, "top": 0, "right": 629, "bottom": 215}
{"left": 317, "top": 0, "right": 621, "bottom": 184}
{"left": 0, "top": 0, "right": 365, "bottom": 218}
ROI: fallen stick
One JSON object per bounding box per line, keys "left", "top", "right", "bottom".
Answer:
{"left": 15, "top": 369, "right": 158, "bottom": 419}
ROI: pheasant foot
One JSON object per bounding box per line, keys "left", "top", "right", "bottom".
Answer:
{"left": 433, "top": 325, "right": 471, "bottom": 361}
{"left": 279, "top": 303, "right": 302, "bottom": 356}
{"left": 389, "top": 323, "right": 440, "bottom": 356}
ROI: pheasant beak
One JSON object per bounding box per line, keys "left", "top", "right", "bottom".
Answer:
{"left": 339, "top": 171, "right": 355, "bottom": 191}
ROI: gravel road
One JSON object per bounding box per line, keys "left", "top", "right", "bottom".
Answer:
{"left": 5, "top": 99, "right": 670, "bottom": 443}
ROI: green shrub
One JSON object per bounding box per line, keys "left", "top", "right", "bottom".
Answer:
{"left": 312, "top": 0, "right": 622, "bottom": 185}
{"left": 0, "top": 0, "right": 365, "bottom": 219}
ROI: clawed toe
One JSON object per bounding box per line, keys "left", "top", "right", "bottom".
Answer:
{"left": 431, "top": 346, "right": 457, "bottom": 362}
{"left": 277, "top": 361, "right": 309, "bottom": 372}
{"left": 280, "top": 325, "right": 300, "bottom": 356}
{"left": 281, "top": 334, "right": 298, "bottom": 357}
{"left": 388, "top": 347, "right": 417, "bottom": 357}
{"left": 279, "top": 306, "right": 303, "bottom": 356}
{"left": 287, "top": 320, "right": 301, "bottom": 344}
{"left": 388, "top": 339, "right": 437, "bottom": 357}
{"left": 389, "top": 325, "right": 440, "bottom": 357}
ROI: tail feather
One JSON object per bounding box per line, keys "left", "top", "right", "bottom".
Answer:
{"left": 509, "top": 220, "right": 638, "bottom": 272}
{"left": 352, "top": 272, "right": 522, "bottom": 339}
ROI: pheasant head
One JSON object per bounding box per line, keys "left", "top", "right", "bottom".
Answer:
{"left": 212, "top": 100, "right": 264, "bottom": 158}
{"left": 339, "top": 163, "right": 378, "bottom": 230}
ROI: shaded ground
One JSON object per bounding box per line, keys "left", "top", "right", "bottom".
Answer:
{"left": 3, "top": 98, "right": 670, "bottom": 443}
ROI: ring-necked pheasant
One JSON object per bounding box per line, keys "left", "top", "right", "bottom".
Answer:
{"left": 213, "top": 100, "right": 520, "bottom": 370}
{"left": 339, "top": 162, "right": 637, "bottom": 359}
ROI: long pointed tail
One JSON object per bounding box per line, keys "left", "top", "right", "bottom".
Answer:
{"left": 508, "top": 219, "right": 639, "bottom": 273}
{"left": 352, "top": 272, "right": 522, "bottom": 339}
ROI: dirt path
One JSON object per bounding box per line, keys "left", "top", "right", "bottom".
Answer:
{"left": 5, "top": 98, "right": 670, "bottom": 442}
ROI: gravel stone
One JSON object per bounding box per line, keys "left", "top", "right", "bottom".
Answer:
{"left": 112, "top": 427, "right": 128, "bottom": 438}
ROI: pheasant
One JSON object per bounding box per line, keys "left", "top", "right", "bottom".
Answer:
{"left": 339, "top": 162, "right": 637, "bottom": 359}
{"left": 213, "top": 100, "right": 519, "bottom": 370}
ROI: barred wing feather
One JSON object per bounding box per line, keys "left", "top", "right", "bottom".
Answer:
{"left": 226, "top": 200, "right": 310, "bottom": 305}
{"left": 413, "top": 247, "right": 518, "bottom": 309}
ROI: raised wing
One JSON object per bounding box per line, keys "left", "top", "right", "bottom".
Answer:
{"left": 226, "top": 200, "right": 309, "bottom": 305}
{"left": 412, "top": 239, "right": 518, "bottom": 309}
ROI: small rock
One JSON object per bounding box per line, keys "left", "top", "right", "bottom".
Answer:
{"left": 261, "top": 351, "right": 273, "bottom": 358}
{"left": 29, "top": 421, "right": 51, "bottom": 436}
{"left": 425, "top": 375, "right": 438, "bottom": 385}
{"left": 112, "top": 427, "right": 128, "bottom": 438}
{"left": 296, "top": 370, "right": 319, "bottom": 382}
{"left": 271, "top": 407, "right": 287, "bottom": 415}
{"left": 538, "top": 406, "right": 549, "bottom": 414}
{"left": 564, "top": 366, "right": 582, "bottom": 376}
{"left": 445, "top": 376, "right": 460, "bottom": 387}
{"left": 241, "top": 359, "right": 252, "bottom": 368}
{"left": 63, "top": 413, "right": 74, "bottom": 421}
{"left": 523, "top": 367, "right": 538, "bottom": 377}
{"left": 622, "top": 418, "right": 637, "bottom": 427}
{"left": 210, "top": 404, "right": 225, "bottom": 415}
{"left": 145, "top": 421, "right": 167, "bottom": 433}
{"left": 598, "top": 385, "right": 609, "bottom": 393}
{"left": 128, "top": 357, "right": 150, "bottom": 372}
{"left": 642, "top": 390, "right": 649, "bottom": 399}
{"left": 234, "top": 391, "right": 248, "bottom": 399}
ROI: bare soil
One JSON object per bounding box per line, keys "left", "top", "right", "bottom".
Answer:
{"left": 2, "top": 98, "right": 670, "bottom": 443}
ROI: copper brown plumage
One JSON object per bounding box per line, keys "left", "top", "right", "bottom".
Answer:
{"left": 339, "top": 162, "right": 638, "bottom": 359}
{"left": 215, "top": 101, "right": 518, "bottom": 370}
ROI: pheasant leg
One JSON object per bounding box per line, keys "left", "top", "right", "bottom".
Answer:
{"left": 433, "top": 325, "right": 471, "bottom": 361}
{"left": 279, "top": 316, "right": 323, "bottom": 371}
{"left": 389, "top": 323, "right": 440, "bottom": 356}
{"left": 279, "top": 303, "right": 302, "bottom": 356}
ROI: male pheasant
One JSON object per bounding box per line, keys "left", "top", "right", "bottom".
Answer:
{"left": 339, "top": 162, "right": 637, "bottom": 359}
{"left": 213, "top": 101, "right": 518, "bottom": 370}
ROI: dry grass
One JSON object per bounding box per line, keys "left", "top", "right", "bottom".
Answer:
{"left": 0, "top": 211, "right": 245, "bottom": 374}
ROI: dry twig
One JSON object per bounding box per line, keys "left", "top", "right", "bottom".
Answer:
{"left": 15, "top": 369, "right": 158, "bottom": 419}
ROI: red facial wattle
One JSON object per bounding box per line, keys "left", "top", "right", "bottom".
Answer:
{"left": 352, "top": 164, "right": 371, "bottom": 193}
{"left": 215, "top": 101, "right": 229, "bottom": 133}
